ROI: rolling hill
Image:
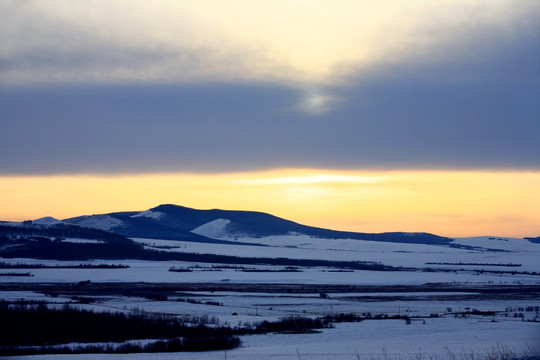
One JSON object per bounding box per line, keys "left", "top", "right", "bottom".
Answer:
{"left": 63, "top": 204, "right": 451, "bottom": 245}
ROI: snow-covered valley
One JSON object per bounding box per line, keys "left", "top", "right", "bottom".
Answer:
{"left": 1, "top": 207, "right": 539, "bottom": 359}
{"left": 2, "top": 234, "right": 540, "bottom": 359}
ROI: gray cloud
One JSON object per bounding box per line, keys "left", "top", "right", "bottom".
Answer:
{"left": 1, "top": 61, "right": 539, "bottom": 174}
{"left": 1, "top": 3, "right": 539, "bottom": 175}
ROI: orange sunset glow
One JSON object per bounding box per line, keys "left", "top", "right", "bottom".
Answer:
{"left": 1, "top": 169, "right": 539, "bottom": 238}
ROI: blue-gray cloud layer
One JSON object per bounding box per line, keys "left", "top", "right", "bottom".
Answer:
{"left": 1, "top": 18, "right": 539, "bottom": 174}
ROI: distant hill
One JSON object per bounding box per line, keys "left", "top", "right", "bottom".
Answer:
{"left": 524, "top": 236, "right": 540, "bottom": 244}
{"left": 0, "top": 221, "right": 129, "bottom": 243}
{"left": 0, "top": 220, "right": 142, "bottom": 260}
{"left": 64, "top": 204, "right": 451, "bottom": 245}
{"left": 0, "top": 215, "right": 407, "bottom": 268}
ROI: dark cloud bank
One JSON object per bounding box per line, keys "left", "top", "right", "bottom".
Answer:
{"left": 1, "top": 34, "right": 539, "bottom": 175}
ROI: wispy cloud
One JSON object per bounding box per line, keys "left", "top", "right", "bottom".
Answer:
{"left": 2, "top": 0, "right": 537, "bottom": 87}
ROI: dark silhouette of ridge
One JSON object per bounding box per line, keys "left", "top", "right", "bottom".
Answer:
{"left": 65, "top": 204, "right": 451, "bottom": 245}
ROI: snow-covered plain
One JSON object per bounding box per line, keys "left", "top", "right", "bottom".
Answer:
{"left": 1, "top": 257, "right": 539, "bottom": 285}
{"left": 6, "top": 317, "right": 540, "bottom": 360}
{"left": 2, "top": 233, "right": 539, "bottom": 359}
{"left": 132, "top": 234, "right": 540, "bottom": 273}
{"left": 3, "top": 276, "right": 540, "bottom": 360}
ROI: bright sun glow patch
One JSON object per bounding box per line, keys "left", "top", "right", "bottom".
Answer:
{"left": 299, "top": 90, "right": 343, "bottom": 115}
{"left": 239, "top": 173, "right": 388, "bottom": 185}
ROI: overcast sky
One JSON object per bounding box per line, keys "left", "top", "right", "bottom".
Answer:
{"left": 1, "top": 0, "right": 539, "bottom": 175}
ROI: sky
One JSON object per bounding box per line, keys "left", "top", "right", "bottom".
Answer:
{"left": 1, "top": 0, "right": 539, "bottom": 238}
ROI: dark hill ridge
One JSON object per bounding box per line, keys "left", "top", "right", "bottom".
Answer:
{"left": 63, "top": 210, "right": 256, "bottom": 246}
{"left": 0, "top": 222, "right": 129, "bottom": 244}
{"left": 524, "top": 236, "right": 540, "bottom": 244}
{"left": 64, "top": 204, "right": 451, "bottom": 245}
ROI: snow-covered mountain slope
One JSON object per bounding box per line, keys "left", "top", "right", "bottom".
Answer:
{"left": 130, "top": 210, "right": 165, "bottom": 220}
{"left": 63, "top": 207, "right": 234, "bottom": 244}
{"left": 66, "top": 215, "right": 124, "bottom": 231}
{"left": 64, "top": 204, "right": 452, "bottom": 246}
{"left": 191, "top": 218, "right": 233, "bottom": 238}
{"left": 33, "top": 216, "right": 63, "bottom": 226}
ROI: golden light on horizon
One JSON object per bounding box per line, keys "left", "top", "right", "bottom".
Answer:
{"left": 1, "top": 169, "right": 539, "bottom": 239}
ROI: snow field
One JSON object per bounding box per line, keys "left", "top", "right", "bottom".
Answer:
{"left": 5, "top": 318, "right": 539, "bottom": 360}
{"left": 1, "top": 258, "right": 539, "bottom": 284}
{"left": 1, "top": 233, "right": 539, "bottom": 359}
{"left": 132, "top": 235, "right": 540, "bottom": 273}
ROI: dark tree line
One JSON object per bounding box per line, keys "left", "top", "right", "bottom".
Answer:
{"left": 425, "top": 262, "right": 521, "bottom": 267}
{"left": 0, "top": 262, "right": 129, "bottom": 269}
{"left": 0, "top": 301, "right": 242, "bottom": 351}
{"left": 0, "top": 302, "right": 349, "bottom": 355}
{"left": 1, "top": 336, "right": 242, "bottom": 356}
{"left": 1, "top": 300, "right": 449, "bottom": 356}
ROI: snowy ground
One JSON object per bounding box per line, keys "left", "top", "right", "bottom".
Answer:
{"left": 1, "top": 257, "right": 539, "bottom": 285}
{"left": 6, "top": 319, "right": 540, "bottom": 360}
{"left": 3, "top": 283, "right": 540, "bottom": 360}
{"left": 1, "top": 234, "right": 539, "bottom": 359}
{"left": 133, "top": 234, "right": 540, "bottom": 272}
{"left": 3, "top": 233, "right": 539, "bottom": 284}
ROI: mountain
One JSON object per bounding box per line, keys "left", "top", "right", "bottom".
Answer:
{"left": 64, "top": 209, "right": 223, "bottom": 244}
{"left": 64, "top": 204, "right": 451, "bottom": 245}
